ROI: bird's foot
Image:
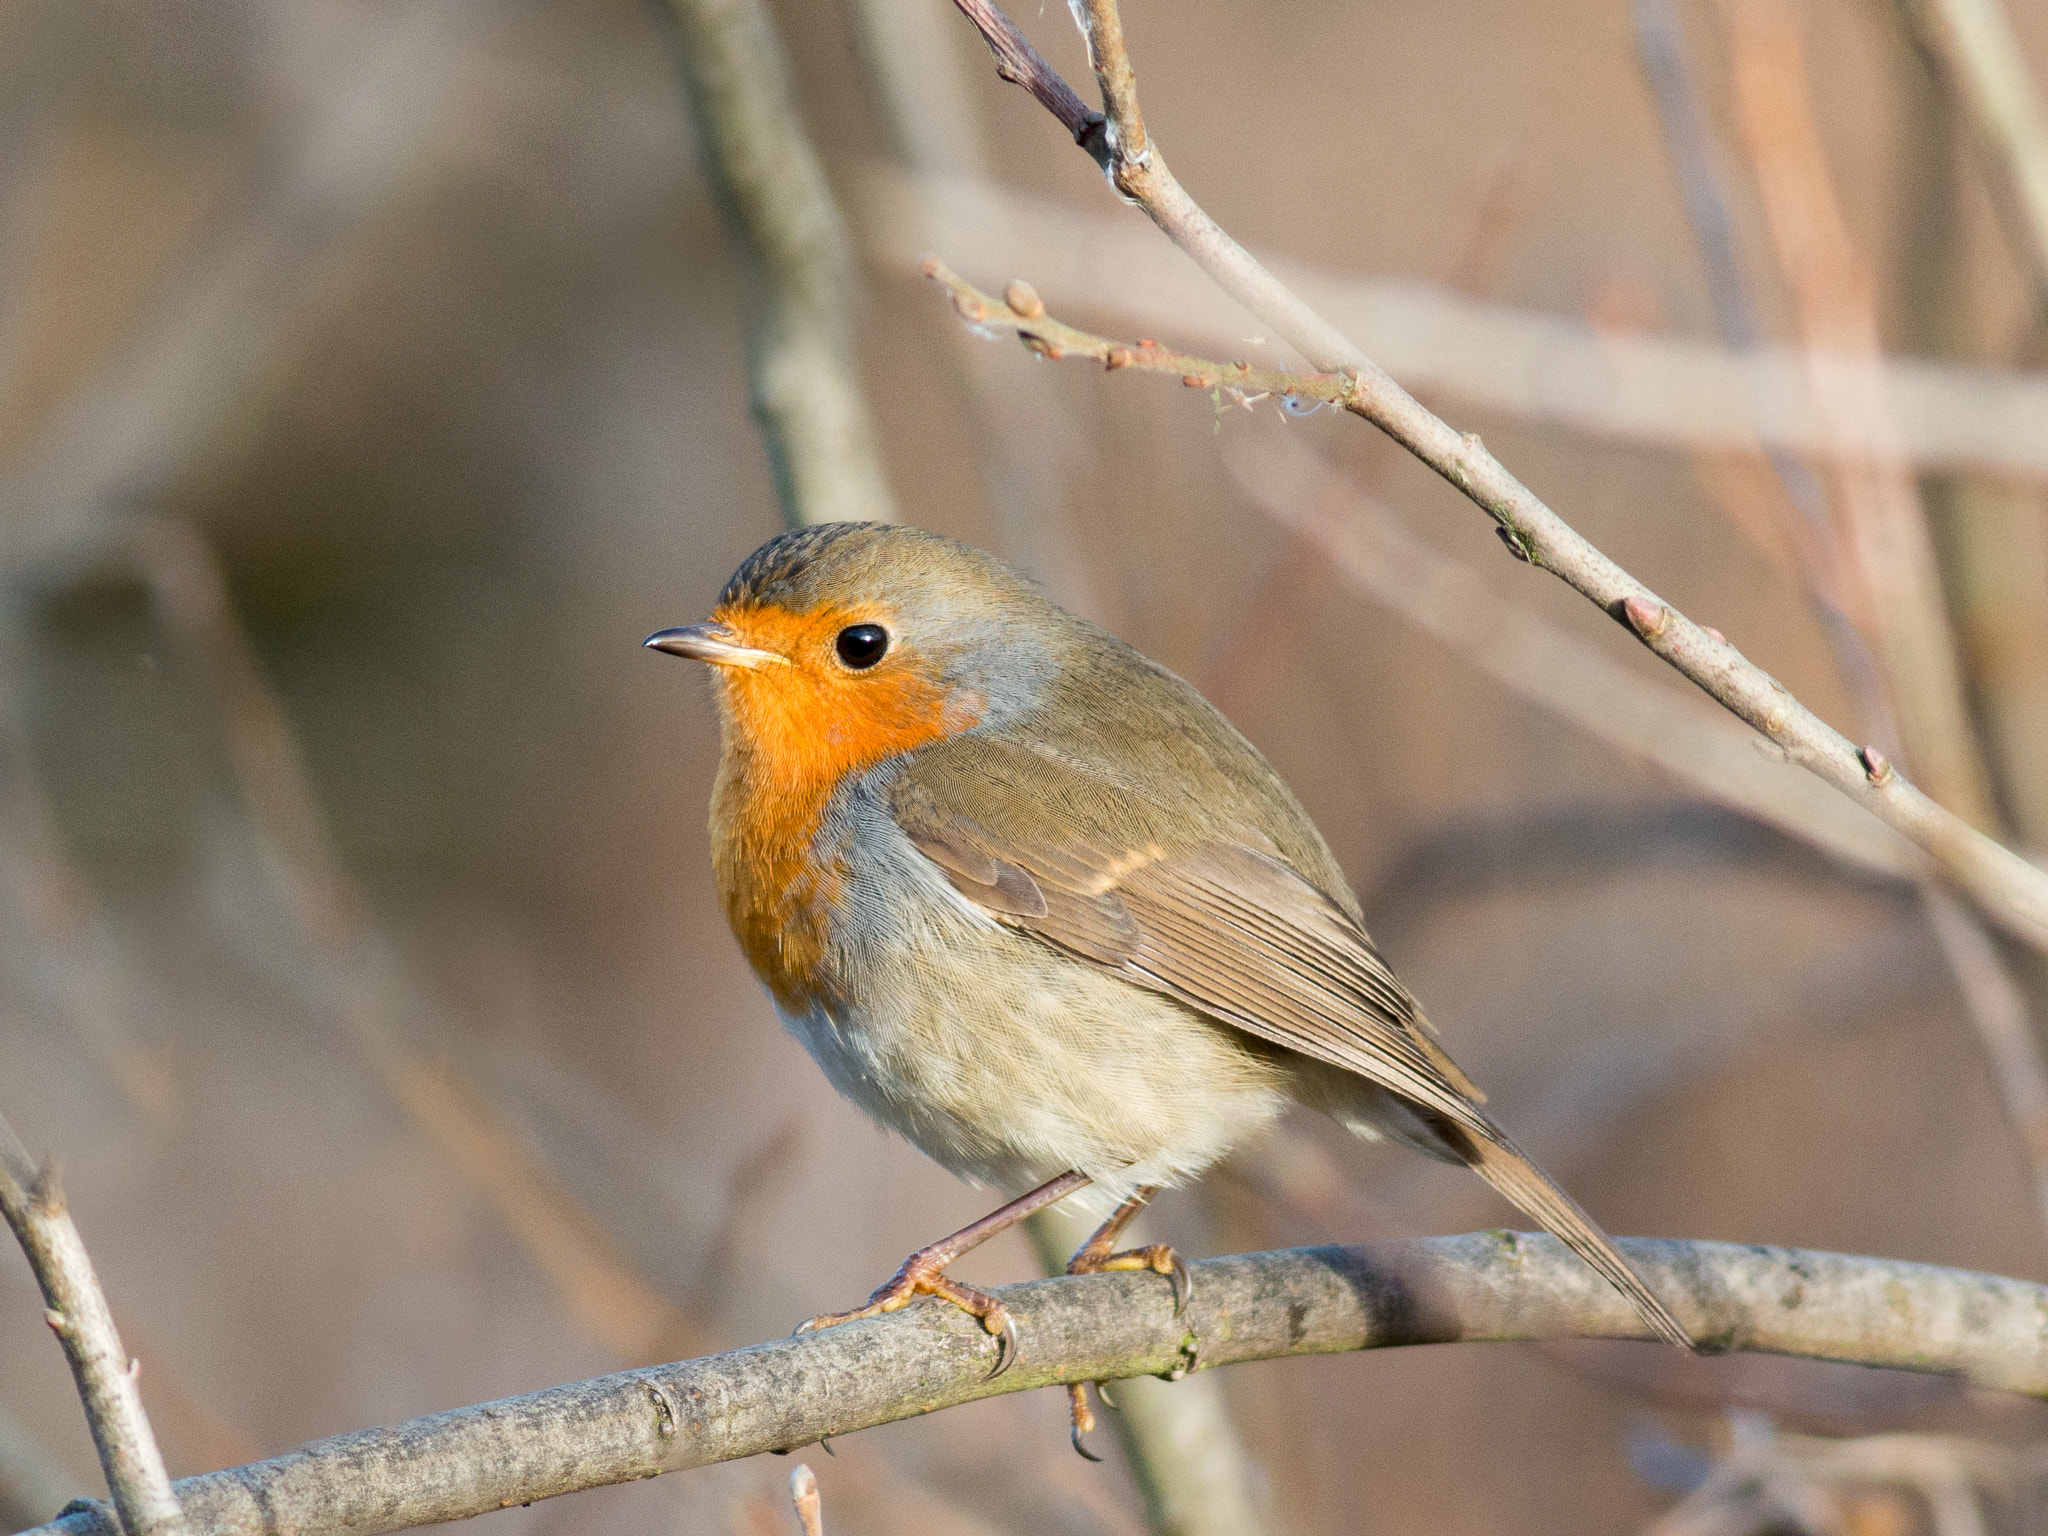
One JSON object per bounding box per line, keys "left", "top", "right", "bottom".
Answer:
{"left": 1065, "top": 1241, "right": 1193, "bottom": 1315}
{"left": 795, "top": 1250, "right": 1020, "bottom": 1377}
{"left": 1061, "top": 1242, "right": 1190, "bottom": 1460}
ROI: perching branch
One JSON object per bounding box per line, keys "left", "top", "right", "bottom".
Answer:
{"left": 655, "top": 0, "right": 898, "bottom": 528}
{"left": 0, "top": 1115, "right": 186, "bottom": 1536}
{"left": 23, "top": 1234, "right": 2048, "bottom": 1536}
{"left": 937, "top": 0, "right": 2048, "bottom": 954}
{"left": 918, "top": 252, "right": 2048, "bottom": 951}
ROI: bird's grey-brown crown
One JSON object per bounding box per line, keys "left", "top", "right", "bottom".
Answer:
{"left": 717, "top": 522, "right": 881, "bottom": 609}
{"left": 715, "top": 522, "right": 1046, "bottom": 622}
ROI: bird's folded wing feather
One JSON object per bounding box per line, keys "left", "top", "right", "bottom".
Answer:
{"left": 889, "top": 736, "right": 1489, "bottom": 1133}
{"left": 889, "top": 734, "right": 1697, "bottom": 1351}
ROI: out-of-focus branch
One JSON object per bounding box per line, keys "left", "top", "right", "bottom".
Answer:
{"left": 928, "top": 264, "right": 2048, "bottom": 930}
{"left": 27, "top": 1235, "right": 2048, "bottom": 1536}
{"left": 1630, "top": 0, "right": 1892, "bottom": 730}
{"left": 654, "top": 0, "right": 896, "bottom": 528}
{"left": 1923, "top": 887, "right": 2048, "bottom": 1232}
{"left": 1894, "top": 0, "right": 2048, "bottom": 308}
{"left": 788, "top": 1465, "right": 821, "bottom": 1536}
{"left": 0, "top": 1115, "right": 184, "bottom": 1536}
{"left": 847, "top": 0, "right": 1104, "bottom": 614}
{"left": 1701, "top": 0, "right": 2048, "bottom": 1248}
{"left": 0, "top": 0, "right": 499, "bottom": 577}
{"left": 856, "top": 166, "right": 2048, "bottom": 476}
{"left": 0, "top": 699, "right": 174, "bottom": 1127}
{"left": 118, "top": 516, "right": 705, "bottom": 1365}
{"left": 1216, "top": 432, "right": 1921, "bottom": 884}
{"left": 928, "top": 4, "right": 2048, "bottom": 951}
{"left": 1726, "top": 0, "right": 1994, "bottom": 830}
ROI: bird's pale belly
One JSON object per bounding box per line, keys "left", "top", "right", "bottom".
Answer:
{"left": 777, "top": 914, "right": 1294, "bottom": 1212}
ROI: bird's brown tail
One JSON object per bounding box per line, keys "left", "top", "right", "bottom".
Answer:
{"left": 1454, "top": 1127, "right": 1696, "bottom": 1351}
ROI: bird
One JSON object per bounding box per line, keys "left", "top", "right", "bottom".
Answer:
{"left": 645, "top": 520, "right": 1694, "bottom": 1449}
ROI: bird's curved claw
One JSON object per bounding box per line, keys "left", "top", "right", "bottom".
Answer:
{"left": 987, "top": 1305, "right": 1021, "bottom": 1378}
{"left": 1067, "top": 1383, "right": 1103, "bottom": 1461}
{"left": 1070, "top": 1420, "right": 1104, "bottom": 1462}
{"left": 1168, "top": 1251, "right": 1193, "bottom": 1316}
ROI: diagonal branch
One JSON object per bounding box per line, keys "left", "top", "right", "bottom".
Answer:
{"left": 936, "top": 0, "right": 2048, "bottom": 954}
{"left": 22, "top": 1234, "right": 2048, "bottom": 1536}
{"left": 919, "top": 261, "right": 2048, "bottom": 948}
{"left": 0, "top": 1114, "right": 186, "bottom": 1536}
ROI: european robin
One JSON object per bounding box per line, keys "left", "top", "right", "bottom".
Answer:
{"left": 647, "top": 522, "right": 1693, "bottom": 1442}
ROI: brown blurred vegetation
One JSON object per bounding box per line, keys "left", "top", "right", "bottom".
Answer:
{"left": 5, "top": 0, "right": 2048, "bottom": 1532}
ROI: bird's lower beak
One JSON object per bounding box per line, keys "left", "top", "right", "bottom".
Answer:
{"left": 642, "top": 623, "right": 786, "bottom": 670}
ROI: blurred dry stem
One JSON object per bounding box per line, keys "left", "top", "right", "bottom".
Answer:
{"left": 28, "top": 1235, "right": 2048, "bottom": 1536}
{"left": 848, "top": 0, "right": 1101, "bottom": 612}
{"left": 1219, "top": 433, "right": 1921, "bottom": 885}
{"left": 1643, "top": 1414, "right": 2043, "bottom": 1536}
{"left": 786, "top": 1465, "right": 819, "bottom": 1536}
{"left": 126, "top": 515, "right": 704, "bottom": 1365}
{"left": 1681, "top": 0, "right": 2048, "bottom": 1254}
{"left": 0, "top": 700, "right": 175, "bottom": 1127}
{"left": 1724, "top": 0, "right": 1994, "bottom": 830}
{"left": 858, "top": 166, "right": 2048, "bottom": 476}
{"left": 938, "top": 4, "right": 2048, "bottom": 959}
{"left": 655, "top": 0, "right": 896, "bottom": 528}
{"left": 0, "top": 1115, "right": 184, "bottom": 1536}
{"left": 0, "top": 0, "right": 496, "bottom": 575}
{"left": 1893, "top": 0, "right": 2048, "bottom": 308}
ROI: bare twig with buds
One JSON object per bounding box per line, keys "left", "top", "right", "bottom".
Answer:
{"left": 0, "top": 1114, "right": 186, "bottom": 1536}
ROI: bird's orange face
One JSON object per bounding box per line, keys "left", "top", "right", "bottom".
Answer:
{"left": 657, "top": 596, "right": 985, "bottom": 1011}
{"left": 701, "top": 597, "right": 983, "bottom": 791}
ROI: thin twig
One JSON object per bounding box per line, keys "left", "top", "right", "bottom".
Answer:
{"left": 934, "top": 0, "right": 2048, "bottom": 951}
{"left": 922, "top": 262, "right": 2048, "bottom": 934}
{"left": 949, "top": 0, "right": 1106, "bottom": 160}
{"left": 654, "top": 0, "right": 897, "bottom": 528}
{"left": 1217, "top": 432, "right": 1921, "bottom": 883}
{"left": 24, "top": 1235, "right": 2048, "bottom": 1536}
{"left": 0, "top": 1114, "right": 186, "bottom": 1536}
{"left": 855, "top": 165, "right": 2048, "bottom": 476}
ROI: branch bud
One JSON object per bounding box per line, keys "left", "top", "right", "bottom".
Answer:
{"left": 1003, "top": 281, "right": 1045, "bottom": 318}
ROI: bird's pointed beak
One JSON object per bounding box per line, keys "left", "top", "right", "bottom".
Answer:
{"left": 642, "top": 623, "right": 786, "bottom": 670}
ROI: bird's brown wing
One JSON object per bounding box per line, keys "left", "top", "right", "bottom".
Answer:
{"left": 890, "top": 736, "right": 1695, "bottom": 1349}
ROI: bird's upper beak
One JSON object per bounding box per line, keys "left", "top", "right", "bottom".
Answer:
{"left": 642, "top": 623, "right": 786, "bottom": 670}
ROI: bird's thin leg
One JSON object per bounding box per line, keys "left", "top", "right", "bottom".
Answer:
{"left": 1062, "top": 1185, "right": 1193, "bottom": 1460}
{"left": 1064, "top": 1185, "right": 1190, "bottom": 1307}
{"left": 795, "top": 1169, "right": 1091, "bottom": 1376}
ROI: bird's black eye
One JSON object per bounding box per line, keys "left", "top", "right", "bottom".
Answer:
{"left": 834, "top": 623, "right": 889, "bottom": 670}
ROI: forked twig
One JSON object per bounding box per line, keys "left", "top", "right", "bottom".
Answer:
{"left": 0, "top": 1114, "right": 185, "bottom": 1536}
{"left": 935, "top": 0, "right": 2048, "bottom": 957}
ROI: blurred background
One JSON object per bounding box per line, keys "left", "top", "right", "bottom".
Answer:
{"left": 4, "top": 0, "right": 2048, "bottom": 1531}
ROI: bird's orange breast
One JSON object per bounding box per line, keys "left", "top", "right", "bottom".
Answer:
{"left": 705, "top": 601, "right": 983, "bottom": 1011}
